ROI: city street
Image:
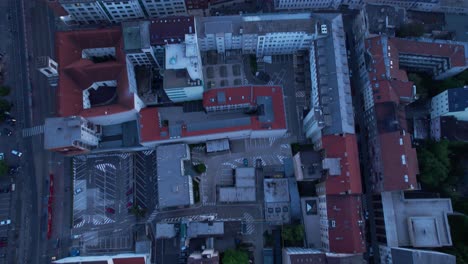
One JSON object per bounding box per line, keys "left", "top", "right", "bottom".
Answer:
{"left": 0, "top": 0, "right": 68, "bottom": 263}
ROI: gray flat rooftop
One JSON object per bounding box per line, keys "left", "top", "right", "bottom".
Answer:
{"left": 158, "top": 106, "right": 254, "bottom": 138}
{"left": 218, "top": 187, "right": 256, "bottom": 202}
{"left": 264, "top": 178, "right": 290, "bottom": 203}
{"left": 44, "top": 117, "right": 86, "bottom": 149}
{"left": 382, "top": 191, "right": 453, "bottom": 248}
{"left": 234, "top": 167, "right": 256, "bottom": 187}
{"left": 196, "top": 13, "right": 315, "bottom": 37}
{"left": 156, "top": 144, "right": 193, "bottom": 208}
{"left": 187, "top": 222, "right": 224, "bottom": 238}
{"left": 391, "top": 247, "right": 456, "bottom": 264}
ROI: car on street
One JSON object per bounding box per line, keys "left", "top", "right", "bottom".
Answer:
{"left": 11, "top": 150, "right": 22, "bottom": 157}
{"left": 0, "top": 153, "right": 4, "bottom": 160}
{"left": 0, "top": 220, "right": 11, "bottom": 225}
{"left": 74, "top": 188, "right": 82, "bottom": 195}
{"left": 243, "top": 158, "right": 248, "bottom": 167}
{"left": 105, "top": 207, "right": 115, "bottom": 214}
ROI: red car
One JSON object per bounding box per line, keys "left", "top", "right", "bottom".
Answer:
{"left": 105, "top": 207, "right": 115, "bottom": 214}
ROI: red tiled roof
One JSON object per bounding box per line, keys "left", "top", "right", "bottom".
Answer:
{"left": 326, "top": 195, "right": 366, "bottom": 254}
{"left": 150, "top": 17, "right": 195, "bottom": 46}
{"left": 379, "top": 131, "right": 419, "bottom": 191}
{"left": 321, "top": 134, "right": 362, "bottom": 195}
{"left": 113, "top": 257, "right": 146, "bottom": 264}
{"left": 390, "top": 37, "right": 467, "bottom": 67}
{"left": 139, "top": 86, "right": 286, "bottom": 143}
{"left": 55, "top": 28, "right": 135, "bottom": 118}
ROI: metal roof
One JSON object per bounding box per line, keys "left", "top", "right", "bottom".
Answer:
{"left": 156, "top": 144, "right": 193, "bottom": 208}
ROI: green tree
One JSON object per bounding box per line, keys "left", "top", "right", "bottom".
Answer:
{"left": 418, "top": 146, "right": 450, "bottom": 188}
{"left": 0, "top": 99, "right": 11, "bottom": 112}
{"left": 0, "top": 160, "right": 8, "bottom": 177}
{"left": 0, "top": 86, "right": 10, "bottom": 97}
{"left": 282, "top": 224, "right": 305, "bottom": 246}
{"left": 194, "top": 163, "right": 206, "bottom": 174}
{"left": 222, "top": 249, "right": 249, "bottom": 264}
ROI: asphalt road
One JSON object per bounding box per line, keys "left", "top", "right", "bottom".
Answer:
{"left": 4, "top": 0, "right": 67, "bottom": 263}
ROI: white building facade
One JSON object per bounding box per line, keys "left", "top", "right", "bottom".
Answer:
{"left": 431, "top": 87, "right": 468, "bottom": 121}
{"left": 196, "top": 14, "right": 317, "bottom": 57}
{"left": 139, "top": 0, "right": 187, "bottom": 17}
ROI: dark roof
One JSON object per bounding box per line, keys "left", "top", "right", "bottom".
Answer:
{"left": 326, "top": 195, "right": 366, "bottom": 254}
{"left": 321, "top": 134, "right": 362, "bottom": 195}
{"left": 391, "top": 248, "right": 456, "bottom": 264}
{"left": 112, "top": 257, "right": 146, "bottom": 264}
{"left": 326, "top": 253, "right": 364, "bottom": 264}
{"left": 140, "top": 86, "right": 286, "bottom": 143}
{"left": 55, "top": 28, "right": 134, "bottom": 118}
{"left": 390, "top": 37, "right": 467, "bottom": 67}
{"left": 447, "top": 87, "right": 468, "bottom": 112}
{"left": 435, "top": 116, "right": 468, "bottom": 141}
{"left": 149, "top": 17, "right": 195, "bottom": 45}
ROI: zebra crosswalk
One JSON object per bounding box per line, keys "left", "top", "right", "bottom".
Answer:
{"left": 22, "top": 125, "right": 44, "bottom": 137}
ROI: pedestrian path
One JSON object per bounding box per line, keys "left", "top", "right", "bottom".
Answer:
{"left": 22, "top": 125, "right": 44, "bottom": 137}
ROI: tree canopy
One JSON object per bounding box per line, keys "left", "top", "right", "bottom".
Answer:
{"left": 222, "top": 249, "right": 249, "bottom": 264}
{"left": 0, "top": 86, "right": 10, "bottom": 97}
{"left": 282, "top": 224, "right": 305, "bottom": 246}
{"left": 0, "top": 160, "right": 8, "bottom": 177}
{"left": 418, "top": 140, "right": 451, "bottom": 189}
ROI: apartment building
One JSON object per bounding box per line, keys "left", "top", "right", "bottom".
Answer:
{"left": 139, "top": 0, "right": 187, "bottom": 17}
{"left": 372, "top": 191, "right": 454, "bottom": 263}
{"left": 314, "top": 134, "right": 366, "bottom": 254}
{"left": 362, "top": 35, "right": 468, "bottom": 192}
{"left": 54, "top": 27, "right": 145, "bottom": 125}
{"left": 44, "top": 116, "right": 101, "bottom": 155}
{"left": 196, "top": 13, "right": 316, "bottom": 57}
{"left": 274, "top": 0, "right": 342, "bottom": 10}
{"left": 53, "top": 0, "right": 188, "bottom": 24}
{"left": 58, "top": 0, "right": 109, "bottom": 24}
{"left": 365, "top": 0, "right": 468, "bottom": 14}
{"left": 302, "top": 14, "right": 354, "bottom": 145}
{"left": 273, "top": 0, "right": 467, "bottom": 14}
{"left": 431, "top": 87, "right": 468, "bottom": 121}
{"left": 139, "top": 86, "right": 287, "bottom": 147}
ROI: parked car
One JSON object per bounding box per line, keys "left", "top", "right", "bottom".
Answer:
{"left": 105, "top": 207, "right": 115, "bottom": 214}
{"left": 11, "top": 150, "right": 22, "bottom": 157}
{"left": 74, "top": 188, "right": 82, "bottom": 195}
{"left": 243, "top": 158, "right": 248, "bottom": 167}
{"left": 0, "top": 220, "right": 11, "bottom": 225}
{"left": 0, "top": 153, "right": 4, "bottom": 160}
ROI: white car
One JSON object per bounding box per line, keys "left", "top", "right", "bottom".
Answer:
{"left": 11, "top": 150, "right": 22, "bottom": 157}
{"left": 0, "top": 219, "right": 11, "bottom": 225}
